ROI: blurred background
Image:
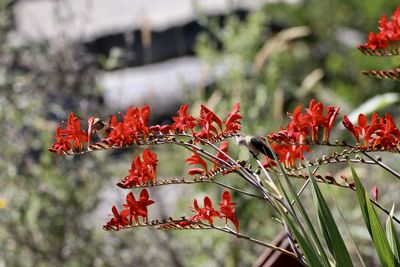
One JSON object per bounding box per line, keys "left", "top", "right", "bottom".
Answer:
{"left": 1, "top": 0, "right": 399, "bottom": 266}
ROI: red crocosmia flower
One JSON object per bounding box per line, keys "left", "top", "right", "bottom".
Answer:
{"left": 105, "top": 121, "right": 134, "bottom": 146}
{"left": 371, "top": 186, "right": 379, "bottom": 202}
{"left": 268, "top": 126, "right": 311, "bottom": 168}
{"left": 118, "top": 157, "right": 144, "bottom": 188}
{"left": 123, "top": 105, "right": 150, "bottom": 140}
{"left": 213, "top": 142, "right": 229, "bottom": 170}
{"left": 136, "top": 189, "right": 155, "bottom": 221}
{"left": 343, "top": 112, "right": 400, "bottom": 149}
{"left": 123, "top": 192, "right": 139, "bottom": 224}
{"left": 50, "top": 127, "right": 73, "bottom": 154}
{"left": 373, "top": 113, "right": 400, "bottom": 148}
{"left": 342, "top": 115, "right": 359, "bottom": 142}
{"left": 105, "top": 105, "right": 150, "bottom": 146}
{"left": 304, "top": 100, "right": 340, "bottom": 143}
{"left": 61, "top": 112, "right": 88, "bottom": 149}
{"left": 223, "top": 103, "right": 242, "bottom": 134}
{"left": 271, "top": 142, "right": 310, "bottom": 168}
{"left": 325, "top": 106, "right": 340, "bottom": 142}
{"left": 305, "top": 100, "right": 325, "bottom": 142}
{"left": 359, "top": 7, "right": 400, "bottom": 50}
{"left": 171, "top": 104, "right": 197, "bottom": 132}
{"left": 121, "top": 189, "right": 154, "bottom": 224}
{"left": 104, "top": 206, "right": 130, "bottom": 231}
{"left": 195, "top": 105, "right": 223, "bottom": 140}
{"left": 200, "top": 105, "right": 223, "bottom": 130}
{"left": 142, "top": 148, "right": 158, "bottom": 178}
{"left": 185, "top": 152, "right": 208, "bottom": 176}
{"left": 219, "top": 191, "right": 239, "bottom": 233}
{"left": 287, "top": 105, "right": 312, "bottom": 141}
{"left": 117, "top": 149, "right": 158, "bottom": 188}
{"left": 190, "top": 196, "right": 220, "bottom": 225}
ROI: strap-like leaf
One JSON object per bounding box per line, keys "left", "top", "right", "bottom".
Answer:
{"left": 310, "top": 172, "right": 354, "bottom": 267}
{"left": 386, "top": 206, "right": 400, "bottom": 263}
{"left": 351, "top": 165, "right": 399, "bottom": 267}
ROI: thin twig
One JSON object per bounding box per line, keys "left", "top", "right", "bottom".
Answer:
{"left": 290, "top": 166, "right": 319, "bottom": 206}
{"left": 212, "top": 180, "right": 264, "bottom": 199}
{"left": 361, "top": 151, "right": 400, "bottom": 179}
{"left": 200, "top": 222, "right": 299, "bottom": 260}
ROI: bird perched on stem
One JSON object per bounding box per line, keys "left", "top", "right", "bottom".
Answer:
{"left": 92, "top": 118, "right": 112, "bottom": 140}
{"left": 236, "top": 135, "right": 274, "bottom": 159}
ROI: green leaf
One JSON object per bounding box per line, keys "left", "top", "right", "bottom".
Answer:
{"left": 365, "top": 191, "right": 398, "bottom": 267}
{"left": 386, "top": 206, "right": 400, "bottom": 263}
{"left": 281, "top": 213, "right": 322, "bottom": 267}
{"left": 351, "top": 165, "right": 399, "bottom": 267}
{"left": 332, "top": 191, "right": 367, "bottom": 267}
{"left": 310, "top": 172, "right": 354, "bottom": 267}
{"left": 351, "top": 166, "right": 370, "bottom": 232}
{"left": 273, "top": 163, "right": 331, "bottom": 266}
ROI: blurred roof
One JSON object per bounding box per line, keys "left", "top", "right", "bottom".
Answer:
{"left": 14, "top": 0, "right": 270, "bottom": 42}
{"left": 99, "top": 56, "right": 209, "bottom": 112}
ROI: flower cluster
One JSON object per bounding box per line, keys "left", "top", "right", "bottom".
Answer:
{"left": 359, "top": 7, "right": 400, "bottom": 50}
{"left": 103, "top": 189, "right": 155, "bottom": 231}
{"left": 189, "top": 191, "right": 239, "bottom": 233}
{"left": 117, "top": 149, "right": 158, "bottom": 188}
{"left": 343, "top": 113, "right": 400, "bottom": 149}
{"left": 268, "top": 100, "right": 339, "bottom": 167}
{"left": 50, "top": 112, "right": 87, "bottom": 154}
{"left": 104, "top": 105, "right": 151, "bottom": 147}
{"left": 49, "top": 103, "right": 241, "bottom": 155}
{"left": 185, "top": 142, "right": 230, "bottom": 176}
{"left": 172, "top": 103, "right": 242, "bottom": 139}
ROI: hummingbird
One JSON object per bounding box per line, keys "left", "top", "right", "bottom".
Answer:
{"left": 92, "top": 118, "right": 112, "bottom": 140}
{"left": 236, "top": 135, "right": 274, "bottom": 159}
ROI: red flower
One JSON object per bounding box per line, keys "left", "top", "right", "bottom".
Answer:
{"left": 103, "top": 206, "right": 130, "bottom": 231}
{"left": 117, "top": 149, "right": 158, "bottom": 188}
{"left": 359, "top": 7, "right": 400, "bottom": 50}
{"left": 342, "top": 112, "right": 400, "bottom": 149}
{"left": 104, "top": 189, "right": 154, "bottom": 230}
{"left": 223, "top": 103, "right": 242, "bottom": 134}
{"left": 49, "top": 112, "right": 88, "bottom": 154}
{"left": 123, "top": 192, "right": 139, "bottom": 224}
{"left": 185, "top": 152, "right": 208, "bottom": 176}
{"left": 213, "top": 142, "right": 229, "bottom": 170}
{"left": 61, "top": 112, "right": 88, "bottom": 148}
{"left": 136, "top": 189, "right": 155, "bottom": 220}
{"left": 342, "top": 115, "right": 359, "bottom": 142}
{"left": 171, "top": 104, "right": 197, "bottom": 132}
{"left": 50, "top": 127, "right": 73, "bottom": 154}
{"left": 271, "top": 142, "right": 310, "bottom": 168}
{"left": 325, "top": 105, "right": 340, "bottom": 142}
{"left": 195, "top": 105, "right": 223, "bottom": 139}
{"left": 190, "top": 196, "right": 221, "bottom": 225}
{"left": 105, "top": 105, "right": 151, "bottom": 147}
{"left": 124, "top": 105, "right": 150, "bottom": 140}
{"left": 219, "top": 191, "right": 239, "bottom": 233}
{"left": 287, "top": 105, "right": 312, "bottom": 141}
{"left": 373, "top": 113, "right": 400, "bottom": 148}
